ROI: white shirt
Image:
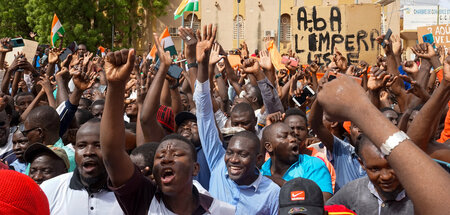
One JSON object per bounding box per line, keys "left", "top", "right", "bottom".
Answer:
{"left": 41, "top": 172, "right": 124, "bottom": 215}
{"left": 0, "top": 133, "right": 13, "bottom": 157}
{"left": 147, "top": 194, "right": 235, "bottom": 215}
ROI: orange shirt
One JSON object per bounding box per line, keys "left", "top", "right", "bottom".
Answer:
{"left": 309, "top": 147, "right": 336, "bottom": 192}
{"left": 437, "top": 101, "right": 450, "bottom": 143}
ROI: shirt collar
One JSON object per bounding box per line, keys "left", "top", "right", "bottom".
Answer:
{"left": 261, "top": 156, "right": 303, "bottom": 178}
{"left": 367, "top": 180, "right": 406, "bottom": 202}
{"left": 154, "top": 185, "right": 213, "bottom": 215}
{"left": 69, "top": 167, "right": 110, "bottom": 192}
{"left": 225, "top": 168, "right": 262, "bottom": 192}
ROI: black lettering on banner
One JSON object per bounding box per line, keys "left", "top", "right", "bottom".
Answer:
{"left": 356, "top": 30, "right": 368, "bottom": 51}
{"left": 312, "top": 6, "right": 326, "bottom": 31}
{"left": 309, "top": 33, "right": 317, "bottom": 51}
{"left": 347, "top": 52, "right": 359, "bottom": 64}
{"left": 323, "top": 53, "right": 332, "bottom": 65}
{"left": 330, "top": 7, "right": 342, "bottom": 33}
{"left": 345, "top": 34, "right": 355, "bottom": 51}
{"left": 295, "top": 34, "right": 305, "bottom": 53}
{"left": 297, "top": 7, "right": 310, "bottom": 31}
{"left": 318, "top": 32, "right": 330, "bottom": 51}
{"left": 331, "top": 34, "right": 344, "bottom": 53}
{"left": 370, "top": 29, "right": 380, "bottom": 50}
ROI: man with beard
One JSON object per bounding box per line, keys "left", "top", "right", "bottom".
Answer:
{"left": 261, "top": 122, "right": 333, "bottom": 202}
{"left": 10, "top": 126, "right": 31, "bottom": 173}
{"left": 40, "top": 119, "right": 123, "bottom": 214}
{"left": 175, "top": 111, "right": 210, "bottom": 190}
{"left": 326, "top": 135, "right": 413, "bottom": 214}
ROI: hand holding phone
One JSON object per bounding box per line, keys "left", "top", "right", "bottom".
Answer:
{"left": 381, "top": 29, "right": 392, "bottom": 48}
{"left": 292, "top": 85, "right": 316, "bottom": 107}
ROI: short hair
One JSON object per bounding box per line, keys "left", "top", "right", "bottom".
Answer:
{"left": 355, "top": 134, "right": 382, "bottom": 162}
{"left": 74, "top": 109, "right": 93, "bottom": 127}
{"left": 91, "top": 99, "right": 105, "bottom": 108}
{"left": 231, "top": 103, "right": 256, "bottom": 119}
{"left": 131, "top": 142, "right": 160, "bottom": 172}
{"left": 80, "top": 98, "right": 92, "bottom": 107}
{"left": 85, "top": 118, "right": 101, "bottom": 124}
{"left": 229, "top": 131, "right": 261, "bottom": 154}
{"left": 284, "top": 108, "right": 307, "bottom": 126}
{"left": 14, "top": 92, "right": 35, "bottom": 105}
{"left": 246, "top": 85, "right": 264, "bottom": 107}
{"left": 26, "top": 106, "right": 60, "bottom": 134}
{"left": 160, "top": 134, "right": 197, "bottom": 161}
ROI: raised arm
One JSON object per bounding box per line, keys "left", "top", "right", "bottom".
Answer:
{"left": 309, "top": 100, "right": 335, "bottom": 152}
{"left": 139, "top": 34, "right": 172, "bottom": 143}
{"left": 407, "top": 55, "right": 450, "bottom": 151}
{"left": 101, "top": 48, "right": 136, "bottom": 187}
{"left": 317, "top": 75, "right": 450, "bottom": 214}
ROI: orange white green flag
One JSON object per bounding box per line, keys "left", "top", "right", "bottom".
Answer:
{"left": 51, "top": 14, "right": 65, "bottom": 47}
{"left": 147, "top": 27, "right": 177, "bottom": 62}
{"left": 174, "top": 0, "right": 199, "bottom": 20}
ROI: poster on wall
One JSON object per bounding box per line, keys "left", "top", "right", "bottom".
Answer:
{"left": 403, "top": 6, "right": 450, "bottom": 30}
{"left": 291, "top": 4, "right": 381, "bottom": 65}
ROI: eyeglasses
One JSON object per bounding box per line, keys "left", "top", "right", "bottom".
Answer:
{"left": 21, "top": 127, "right": 40, "bottom": 137}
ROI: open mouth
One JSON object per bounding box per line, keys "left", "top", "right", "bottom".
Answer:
{"left": 161, "top": 168, "right": 175, "bottom": 184}
{"left": 181, "top": 131, "right": 192, "bottom": 138}
{"left": 290, "top": 144, "right": 300, "bottom": 156}
{"left": 82, "top": 160, "right": 98, "bottom": 173}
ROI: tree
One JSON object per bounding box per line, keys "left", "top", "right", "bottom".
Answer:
{"left": 0, "top": 0, "right": 33, "bottom": 38}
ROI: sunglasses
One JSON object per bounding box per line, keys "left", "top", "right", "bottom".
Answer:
{"left": 21, "top": 127, "right": 41, "bottom": 137}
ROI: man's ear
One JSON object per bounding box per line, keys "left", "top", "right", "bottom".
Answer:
{"left": 330, "top": 121, "right": 339, "bottom": 128}
{"left": 265, "top": 141, "right": 273, "bottom": 154}
{"left": 256, "top": 153, "right": 264, "bottom": 167}
{"left": 357, "top": 157, "right": 366, "bottom": 170}
{"left": 192, "top": 162, "right": 200, "bottom": 177}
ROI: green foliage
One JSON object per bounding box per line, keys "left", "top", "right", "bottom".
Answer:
{"left": 1, "top": 0, "right": 168, "bottom": 51}
{"left": 0, "top": 0, "right": 33, "bottom": 38}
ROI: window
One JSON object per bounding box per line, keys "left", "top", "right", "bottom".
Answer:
{"left": 169, "top": 27, "right": 179, "bottom": 37}
{"left": 233, "top": 15, "right": 244, "bottom": 40}
{"left": 280, "top": 14, "right": 291, "bottom": 42}
{"left": 184, "top": 14, "right": 201, "bottom": 33}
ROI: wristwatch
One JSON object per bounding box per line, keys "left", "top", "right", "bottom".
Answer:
{"left": 380, "top": 131, "right": 409, "bottom": 156}
{"left": 214, "top": 73, "right": 222, "bottom": 79}
{"left": 187, "top": 62, "right": 198, "bottom": 69}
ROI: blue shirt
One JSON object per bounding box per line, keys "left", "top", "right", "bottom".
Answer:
{"left": 261, "top": 154, "right": 333, "bottom": 194}
{"left": 330, "top": 136, "right": 366, "bottom": 191}
{"left": 10, "top": 160, "right": 27, "bottom": 174}
{"left": 193, "top": 147, "right": 210, "bottom": 190}
{"left": 194, "top": 80, "right": 280, "bottom": 215}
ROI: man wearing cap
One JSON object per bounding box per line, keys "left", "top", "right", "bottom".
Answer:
{"left": 279, "top": 177, "right": 326, "bottom": 215}
{"left": 175, "top": 111, "right": 210, "bottom": 190}
{"left": 326, "top": 135, "right": 414, "bottom": 215}
{"left": 40, "top": 119, "right": 123, "bottom": 215}
{"left": 24, "top": 143, "right": 69, "bottom": 185}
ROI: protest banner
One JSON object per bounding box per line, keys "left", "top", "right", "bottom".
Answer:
{"left": 417, "top": 24, "right": 450, "bottom": 54}
{"left": 291, "top": 4, "right": 381, "bottom": 66}
{"left": 5, "top": 39, "right": 39, "bottom": 65}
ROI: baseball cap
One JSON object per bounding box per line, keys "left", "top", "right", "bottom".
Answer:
{"left": 23, "top": 143, "right": 70, "bottom": 170}
{"left": 175, "top": 111, "right": 197, "bottom": 126}
{"left": 157, "top": 105, "right": 175, "bottom": 132}
{"left": 0, "top": 170, "right": 50, "bottom": 215}
{"left": 279, "top": 177, "right": 324, "bottom": 215}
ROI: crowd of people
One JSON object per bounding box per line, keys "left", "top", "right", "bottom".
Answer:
{"left": 0, "top": 22, "right": 449, "bottom": 215}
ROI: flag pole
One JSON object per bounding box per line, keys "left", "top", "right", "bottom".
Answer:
{"left": 182, "top": 13, "right": 185, "bottom": 51}
{"left": 190, "top": 11, "right": 195, "bottom": 28}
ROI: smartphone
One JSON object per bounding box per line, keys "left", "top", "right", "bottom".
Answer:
{"left": 59, "top": 41, "right": 78, "bottom": 62}
{"left": 2, "top": 38, "right": 25, "bottom": 49}
{"left": 422, "top": 33, "right": 436, "bottom": 48}
{"left": 281, "top": 56, "right": 290, "bottom": 65}
{"left": 168, "top": 64, "right": 183, "bottom": 79}
{"left": 381, "top": 29, "right": 392, "bottom": 48}
{"left": 289, "top": 57, "right": 298, "bottom": 67}
{"left": 292, "top": 85, "right": 315, "bottom": 107}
